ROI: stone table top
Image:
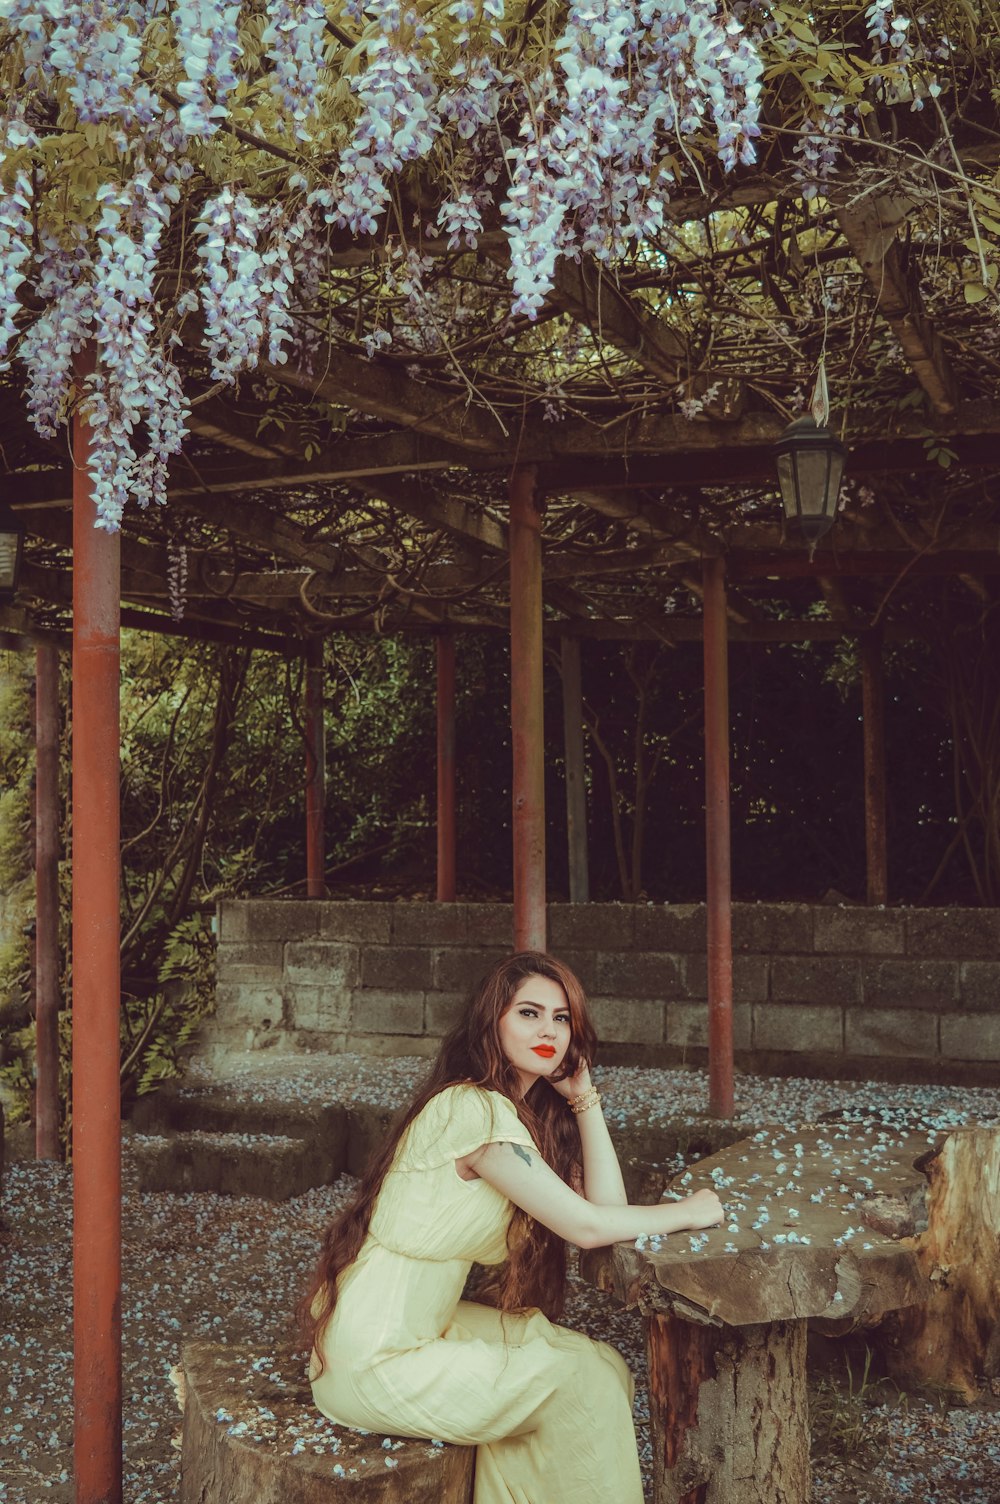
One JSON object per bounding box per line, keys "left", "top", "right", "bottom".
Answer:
{"left": 581, "top": 1117, "right": 937, "bottom": 1328}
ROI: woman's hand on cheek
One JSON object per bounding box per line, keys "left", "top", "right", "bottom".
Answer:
{"left": 549, "top": 1059, "right": 592, "bottom": 1101}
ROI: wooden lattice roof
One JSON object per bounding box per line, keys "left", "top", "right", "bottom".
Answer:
{"left": 5, "top": 41, "right": 1000, "bottom": 652}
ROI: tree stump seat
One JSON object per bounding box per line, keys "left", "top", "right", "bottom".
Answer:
{"left": 180, "top": 1342, "right": 475, "bottom": 1504}
{"left": 583, "top": 1118, "right": 1000, "bottom": 1504}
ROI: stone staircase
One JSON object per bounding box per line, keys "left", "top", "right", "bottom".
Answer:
{"left": 127, "top": 1081, "right": 395, "bottom": 1200}
{"left": 125, "top": 1070, "right": 746, "bottom": 1202}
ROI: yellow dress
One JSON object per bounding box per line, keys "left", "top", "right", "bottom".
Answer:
{"left": 312, "top": 1083, "right": 644, "bottom": 1504}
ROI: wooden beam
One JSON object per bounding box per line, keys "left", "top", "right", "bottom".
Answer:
{"left": 726, "top": 547, "right": 1000, "bottom": 578}
{"left": 362, "top": 475, "right": 508, "bottom": 552}
{"left": 190, "top": 428, "right": 466, "bottom": 487}
{"left": 552, "top": 618, "right": 929, "bottom": 642}
{"left": 550, "top": 260, "right": 745, "bottom": 418}
{"left": 551, "top": 258, "right": 686, "bottom": 382}
{"left": 186, "top": 394, "right": 290, "bottom": 459}
{"left": 13, "top": 397, "right": 1000, "bottom": 513}
{"left": 119, "top": 607, "right": 301, "bottom": 653}
{"left": 837, "top": 195, "right": 959, "bottom": 418}
{"left": 258, "top": 348, "right": 506, "bottom": 452}
{"left": 172, "top": 489, "right": 346, "bottom": 576}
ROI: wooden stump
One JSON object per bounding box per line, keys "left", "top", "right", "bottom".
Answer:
{"left": 882, "top": 1127, "right": 1000, "bottom": 1398}
{"left": 646, "top": 1312, "right": 809, "bottom": 1504}
{"left": 180, "top": 1343, "right": 475, "bottom": 1504}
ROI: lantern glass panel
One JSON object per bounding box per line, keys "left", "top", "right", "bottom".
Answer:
{"left": 776, "top": 452, "right": 798, "bottom": 521}
{"left": 795, "top": 449, "right": 836, "bottom": 520}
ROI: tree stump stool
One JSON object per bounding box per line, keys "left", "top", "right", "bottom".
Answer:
{"left": 881, "top": 1124, "right": 1000, "bottom": 1398}
{"left": 582, "top": 1120, "right": 938, "bottom": 1504}
{"left": 180, "top": 1343, "right": 475, "bottom": 1504}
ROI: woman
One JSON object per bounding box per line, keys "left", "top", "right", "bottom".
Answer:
{"left": 302, "top": 951, "right": 723, "bottom": 1504}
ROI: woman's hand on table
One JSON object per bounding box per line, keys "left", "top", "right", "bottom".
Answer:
{"left": 677, "top": 1188, "right": 724, "bottom": 1232}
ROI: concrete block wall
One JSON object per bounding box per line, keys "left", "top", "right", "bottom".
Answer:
{"left": 202, "top": 900, "right": 1000, "bottom": 1082}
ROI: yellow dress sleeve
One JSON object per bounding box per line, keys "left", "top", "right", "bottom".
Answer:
{"left": 398, "top": 1084, "right": 536, "bottom": 1171}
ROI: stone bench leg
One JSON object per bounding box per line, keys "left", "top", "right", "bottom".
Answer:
{"left": 645, "top": 1312, "right": 809, "bottom": 1504}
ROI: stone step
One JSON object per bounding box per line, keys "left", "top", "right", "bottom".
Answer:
{"left": 180, "top": 1341, "right": 475, "bottom": 1503}
{"left": 130, "top": 1080, "right": 399, "bottom": 1181}
{"left": 130, "top": 1130, "right": 338, "bottom": 1200}
{"left": 126, "top": 1069, "right": 749, "bottom": 1201}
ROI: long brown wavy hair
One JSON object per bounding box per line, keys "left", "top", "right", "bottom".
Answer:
{"left": 300, "top": 951, "right": 598, "bottom": 1372}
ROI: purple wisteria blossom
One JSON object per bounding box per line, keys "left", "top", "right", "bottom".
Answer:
{"left": 0, "top": 110, "right": 39, "bottom": 368}
{"left": 336, "top": 0, "right": 441, "bottom": 235}
{"left": 173, "top": 0, "right": 243, "bottom": 138}
{"left": 262, "top": 0, "right": 329, "bottom": 138}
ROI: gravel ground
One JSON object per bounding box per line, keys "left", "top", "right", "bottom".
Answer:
{"left": 183, "top": 1052, "right": 1000, "bottom": 1140}
{"left": 3, "top": 1058, "right": 1000, "bottom": 1503}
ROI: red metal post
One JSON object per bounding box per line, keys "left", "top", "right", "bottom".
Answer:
{"left": 862, "top": 628, "right": 888, "bottom": 906}
{"left": 703, "top": 556, "right": 734, "bottom": 1119}
{"left": 509, "top": 466, "right": 547, "bottom": 953}
{"left": 35, "top": 639, "right": 61, "bottom": 1161}
{"left": 304, "top": 639, "right": 327, "bottom": 898}
{"left": 560, "top": 635, "right": 590, "bottom": 903}
{"left": 436, "top": 632, "right": 457, "bottom": 902}
{"left": 72, "top": 346, "right": 123, "bottom": 1504}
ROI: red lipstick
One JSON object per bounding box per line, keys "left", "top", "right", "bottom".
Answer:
{"left": 531, "top": 1046, "right": 557, "bottom": 1058}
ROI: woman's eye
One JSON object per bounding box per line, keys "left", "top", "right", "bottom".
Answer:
{"left": 519, "top": 1007, "right": 537, "bottom": 1018}
{"left": 556, "top": 1015, "right": 570, "bottom": 1025}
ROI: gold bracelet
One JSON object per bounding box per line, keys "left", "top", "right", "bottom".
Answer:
{"left": 569, "top": 1086, "right": 601, "bottom": 1115}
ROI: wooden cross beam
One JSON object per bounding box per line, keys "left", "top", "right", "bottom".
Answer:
{"left": 257, "top": 346, "right": 506, "bottom": 452}
{"left": 836, "top": 195, "right": 959, "bottom": 418}
{"left": 550, "top": 260, "right": 745, "bottom": 420}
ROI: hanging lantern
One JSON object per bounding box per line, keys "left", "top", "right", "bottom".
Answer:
{"left": 0, "top": 499, "right": 25, "bottom": 603}
{"left": 774, "top": 416, "right": 846, "bottom": 553}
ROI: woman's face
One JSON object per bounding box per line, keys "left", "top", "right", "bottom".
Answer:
{"left": 498, "top": 974, "right": 572, "bottom": 1095}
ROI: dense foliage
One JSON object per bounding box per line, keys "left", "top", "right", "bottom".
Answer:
{"left": 3, "top": 595, "right": 997, "bottom": 1135}
{"left": 0, "top": 0, "right": 992, "bottom": 529}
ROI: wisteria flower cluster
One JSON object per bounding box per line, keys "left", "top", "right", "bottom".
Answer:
{"left": 173, "top": 0, "right": 243, "bottom": 139}
{"left": 500, "top": 0, "right": 764, "bottom": 315}
{"left": 261, "top": 0, "right": 329, "bottom": 138}
{"left": 792, "top": 99, "right": 859, "bottom": 200}
{"left": 0, "top": 112, "right": 35, "bottom": 369}
{"left": 196, "top": 189, "right": 312, "bottom": 380}
{"left": 335, "top": 0, "right": 441, "bottom": 236}
{"left": 167, "top": 537, "right": 188, "bottom": 620}
{"left": 19, "top": 233, "right": 95, "bottom": 437}
{"left": 0, "top": 0, "right": 967, "bottom": 535}
{"left": 85, "top": 169, "right": 189, "bottom": 529}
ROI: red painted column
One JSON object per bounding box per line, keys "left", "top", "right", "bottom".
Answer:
{"left": 703, "top": 556, "right": 734, "bottom": 1119}
{"left": 436, "top": 632, "right": 456, "bottom": 902}
{"left": 560, "top": 635, "right": 589, "bottom": 903}
{"left": 35, "top": 639, "right": 61, "bottom": 1161}
{"left": 304, "top": 639, "right": 326, "bottom": 898}
{"left": 509, "top": 466, "right": 546, "bottom": 953}
{"left": 72, "top": 346, "right": 123, "bottom": 1504}
{"left": 862, "top": 629, "right": 888, "bottom": 906}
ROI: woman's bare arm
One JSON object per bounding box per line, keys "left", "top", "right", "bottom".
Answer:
{"left": 466, "top": 1139, "right": 722, "bottom": 1249}
{"left": 574, "top": 1097, "right": 628, "bottom": 1206}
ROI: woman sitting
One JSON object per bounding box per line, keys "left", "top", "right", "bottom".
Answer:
{"left": 302, "top": 951, "right": 722, "bottom": 1504}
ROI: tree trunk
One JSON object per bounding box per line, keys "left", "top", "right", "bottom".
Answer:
{"left": 882, "top": 1126, "right": 1000, "bottom": 1398}
{"left": 646, "top": 1313, "right": 810, "bottom": 1504}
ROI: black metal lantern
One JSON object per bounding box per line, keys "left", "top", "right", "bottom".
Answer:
{"left": 774, "top": 416, "right": 846, "bottom": 553}
{"left": 0, "top": 498, "right": 24, "bottom": 603}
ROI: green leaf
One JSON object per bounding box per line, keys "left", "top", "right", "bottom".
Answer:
{"left": 964, "top": 282, "right": 990, "bottom": 305}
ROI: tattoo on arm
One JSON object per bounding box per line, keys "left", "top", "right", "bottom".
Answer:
{"left": 510, "top": 1143, "right": 533, "bottom": 1168}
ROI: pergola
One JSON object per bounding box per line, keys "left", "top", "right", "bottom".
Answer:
{"left": 3, "top": 6, "right": 1000, "bottom": 1498}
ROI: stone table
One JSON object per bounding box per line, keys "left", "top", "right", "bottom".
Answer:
{"left": 581, "top": 1117, "right": 937, "bottom": 1504}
